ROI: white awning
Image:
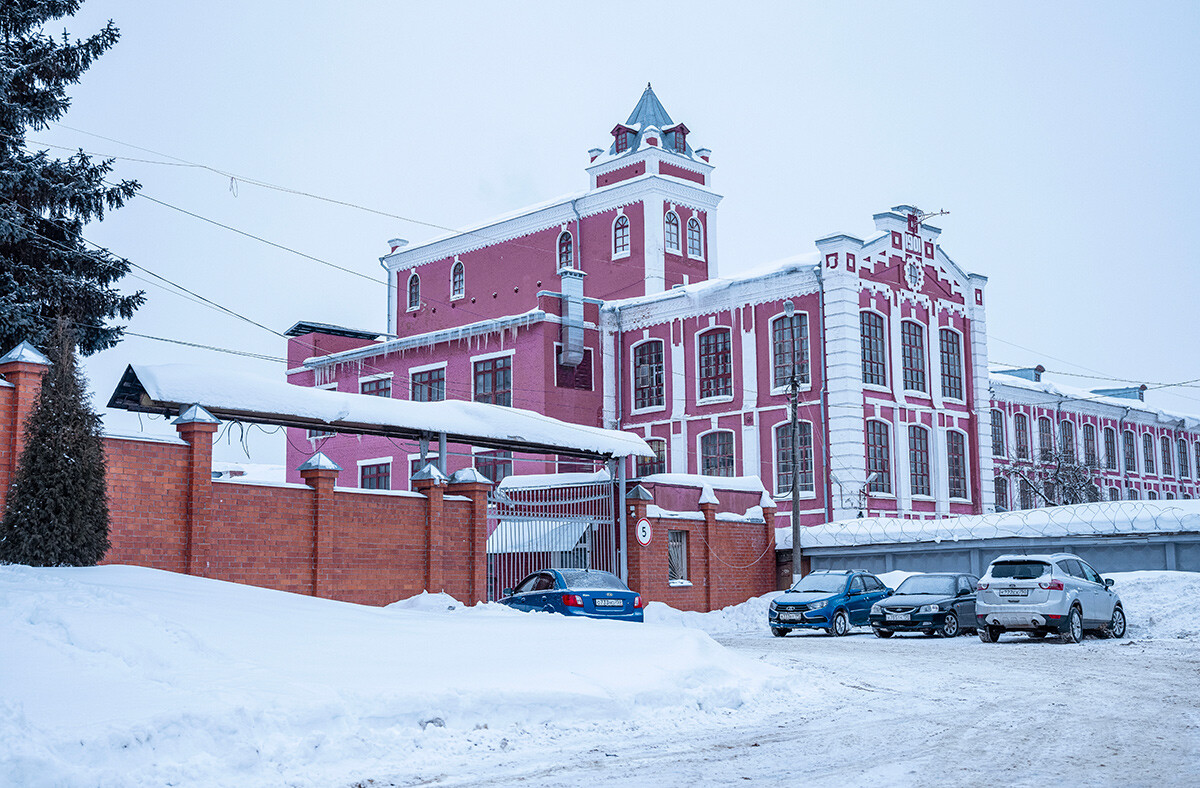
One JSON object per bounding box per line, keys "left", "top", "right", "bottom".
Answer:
{"left": 487, "top": 520, "right": 591, "bottom": 554}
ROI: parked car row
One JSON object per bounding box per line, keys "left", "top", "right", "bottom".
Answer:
{"left": 768, "top": 552, "right": 1126, "bottom": 643}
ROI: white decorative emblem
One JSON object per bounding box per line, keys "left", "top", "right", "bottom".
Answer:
{"left": 904, "top": 260, "right": 925, "bottom": 291}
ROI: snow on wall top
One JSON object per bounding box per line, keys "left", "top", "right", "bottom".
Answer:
{"left": 497, "top": 469, "right": 612, "bottom": 491}
{"left": 603, "top": 253, "right": 820, "bottom": 314}
{"left": 990, "top": 370, "right": 1200, "bottom": 428}
{"left": 640, "top": 473, "right": 769, "bottom": 494}
{"left": 120, "top": 363, "right": 654, "bottom": 459}
{"left": 777, "top": 500, "right": 1200, "bottom": 550}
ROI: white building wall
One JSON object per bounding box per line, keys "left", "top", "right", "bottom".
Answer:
{"left": 968, "top": 274, "right": 996, "bottom": 512}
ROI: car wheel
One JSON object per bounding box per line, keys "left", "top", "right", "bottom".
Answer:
{"left": 1104, "top": 606, "right": 1127, "bottom": 639}
{"left": 771, "top": 627, "right": 790, "bottom": 638}
{"left": 938, "top": 612, "right": 960, "bottom": 638}
{"left": 979, "top": 625, "right": 1003, "bottom": 643}
{"left": 830, "top": 610, "right": 849, "bottom": 637}
{"left": 873, "top": 627, "right": 893, "bottom": 638}
{"left": 1060, "top": 606, "right": 1083, "bottom": 644}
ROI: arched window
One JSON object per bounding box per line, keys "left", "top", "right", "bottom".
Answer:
{"left": 939, "top": 328, "right": 963, "bottom": 400}
{"left": 901, "top": 321, "right": 926, "bottom": 392}
{"left": 557, "top": 231, "right": 573, "bottom": 269}
{"left": 697, "top": 328, "right": 732, "bottom": 400}
{"left": 613, "top": 215, "right": 630, "bottom": 256}
{"left": 865, "top": 420, "right": 891, "bottom": 494}
{"left": 860, "top": 311, "right": 887, "bottom": 386}
{"left": 771, "top": 312, "right": 809, "bottom": 389}
{"left": 1103, "top": 427, "right": 1117, "bottom": 470}
{"left": 1181, "top": 438, "right": 1192, "bottom": 479}
{"left": 994, "top": 477, "right": 1009, "bottom": 512}
{"left": 1143, "top": 434, "right": 1156, "bottom": 474}
{"left": 1127, "top": 487, "right": 1139, "bottom": 501}
{"left": 1161, "top": 436, "right": 1174, "bottom": 477}
{"left": 686, "top": 217, "right": 703, "bottom": 257}
{"left": 775, "top": 421, "right": 814, "bottom": 495}
{"left": 1083, "top": 423, "right": 1097, "bottom": 466}
{"left": 1059, "top": 420, "right": 1075, "bottom": 463}
{"left": 632, "top": 339, "right": 665, "bottom": 410}
{"left": 636, "top": 439, "right": 667, "bottom": 477}
{"left": 1108, "top": 487, "right": 1120, "bottom": 502}
{"left": 1014, "top": 413, "right": 1030, "bottom": 460}
{"left": 700, "top": 430, "right": 735, "bottom": 477}
{"left": 450, "top": 260, "right": 465, "bottom": 299}
{"left": 991, "top": 410, "right": 1006, "bottom": 457}
{"left": 1124, "top": 430, "right": 1138, "bottom": 473}
{"left": 1038, "top": 417, "right": 1054, "bottom": 461}
{"left": 664, "top": 211, "right": 680, "bottom": 252}
{"left": 909, "top": 425, "right": 931, "bottom": 497}
{"left": 407, "top": 272, "right": 420, "bottom": 311}
{"left": 947, "top": 431, "right": 969, "bottom": 499}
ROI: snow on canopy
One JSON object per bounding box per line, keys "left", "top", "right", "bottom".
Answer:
{"left": 109, "top": 363, "right": 653, "bottom": 459}
{"left": 778, "top": 500, "right": 1200, "bottom": 550}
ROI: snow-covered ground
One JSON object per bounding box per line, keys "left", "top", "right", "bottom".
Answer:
{"left": 3, "top": 565, "right": 1198, "bottom": 787}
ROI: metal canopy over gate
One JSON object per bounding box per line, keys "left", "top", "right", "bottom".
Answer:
{"left": 486, "top": 471, "right": 619, "bottom": 600}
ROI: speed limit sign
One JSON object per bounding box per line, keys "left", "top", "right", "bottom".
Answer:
{"left": 636, "top": 518, "right": 652, "bottom": 546}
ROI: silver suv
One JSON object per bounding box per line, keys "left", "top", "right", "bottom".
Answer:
{"left": 975, "top": 553, "right": 1126, "bottom": 643}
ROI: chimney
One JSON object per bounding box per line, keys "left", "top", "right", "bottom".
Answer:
{"left": 388, "top": 238, "right": 408, "bottom": 253}
{"left": 696, "top": 147, "right": 711, "bottom": 162}
{"left": 588, "top": 148, "right": 603, "bottom": 162}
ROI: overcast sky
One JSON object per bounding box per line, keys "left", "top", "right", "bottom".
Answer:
{"left": 31, "top": 1, "right": 1200, "bottom": 464}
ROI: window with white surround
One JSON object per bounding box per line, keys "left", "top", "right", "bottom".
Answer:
{"left": 407, "top": 272, "right": 420, "bottom": 311}
{"left": 1161, "top": 436, "right": 1174, "bottom": 477}
{"left": 306, "top": 382, "right": 338, "bottom": 439}
{"left": 474, "top": 355, "right": 512, "bottom": 407}
{"left": 1104, "top": 427, "right": 1117, "bottom": 470}
{"left": 909, "top": 425, "right": 931, "bottom": 497}
{"left": 901, "top": 321, "right": 926, "bottom": 392}
{"left": 860, "top": 311, "right": 887, "bottom": 386}
{"left": 865, "top": 420, "right": 891, "bottom": 494}
{"left": 360, "top": 374, "right": 392, "bottom": 398}
{"left": 613, "top": 214, "right": 630, "bottom": 257}
{"left": 1038, "top": 417, "right": 1054, "bottom": 461}
{"left": 1014, "top": 413, "right": 1030, "bottom": 460}
{"left": 939, "top": 328, "right": 963, "bottom": 400}
{"left": 1108, "top": 487, "right": 1121, "bottom": 501}
{"left": 1143, "top": 434, "right": 1156, "bottom": 475}
{"left": 632, "top": 340, "right": 665, "bottom": 410}
{"left": 410, "top": 366, "right": 445, "bottom": 402}
{"left": 360, "top": 461, "right": 390, "bottom": 490}
{"left": 775, "top": 421, "right": 814, "bottom": 495}
{"left": 991, "top": 410, "right": 1006, "bottom": 458}
{"left": 1124, "top": 430, "right": 1138, "bottom": 473}
{"left": 1127, "top": 487, "right": 1139, "bottom": 501}
{"left": 697, "top": 328, "right": 732, "bottom": 400}
{"left": 771, "top": 313, "right": 809, "bottom": 390}
{"left": 947, "top": 430, "right": 969, "bottom": 499}
{"left": 450, "top": 260, "right": 465, "bottom": 299}
{"left": 637, "top": 439, "right": 667, "bottom": 477}
{"left": 994, "top": 476, "right": 1009, "bottom": 511}
{"left": 558, "top": 231, "right": 573, "bottom": 269}
{"left": 686, "top": 217, "right": 703, "bottom": 258}
{"left": 664, "top": 211, "right": 680, "bottom": 253}
{"left": 1179, "top": 439, "right": 1191, "bottom": 479}
{"left": 1019, "top": 478, "right": 1036, "bottom": 509}
{"left": 1083, "top": 423, "right": 1097, "bottom": 466}
{"left": 1059, "top": 420, "right": 1075, "bottom": 463}
{"left": 700, "top": 430, "right": 734, "bottom": 476}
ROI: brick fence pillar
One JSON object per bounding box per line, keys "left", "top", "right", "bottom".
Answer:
{"left": 446, "top": 475, "right": 492, "bottom": 603}
{"left": 299, "top": 452, "right": 341, "bottom": 598}
{"left": 412, "top": 463, "right": 448, "bottom": 593}
{"left": 0, "top": 341, "right": 51, "bottom": 514}
{"left": 699, "top": 499, "right": 717, "bottom": 612}
{"left": 173, "top": 405, "right": 219, "bottom": 578}
{"left": 760, "top": 495, "right": 778, "bottom": 594}
{"left": 624, "top": 484, "right": 653, "bottom": 599}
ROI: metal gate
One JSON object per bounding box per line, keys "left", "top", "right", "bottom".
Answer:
{"left": 485, "top": 476, "right": 618, "bottom": 600}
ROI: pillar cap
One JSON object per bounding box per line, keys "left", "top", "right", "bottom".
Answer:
{"left": 172, "top": 403, "right": 220, "bottom": 425}
{"left": 298, "top": 452, "right": 342, "bottom": 472}
{"left": 449, "top": 467, "right": 493, "bottom": 486}
{"left": 411, "top": 463, "right": 448, "bottom": 483}
{"left": 698, "top": 484, "right": 719, "bottom": 506}
{"left": 759, "top": 491, "right": 777, "bottom": 509}
{"left": 0, "top": 340, "right": 50, "bottom": 366}
{"left": 626, "top": 483, "right": 653, "bottom": 501}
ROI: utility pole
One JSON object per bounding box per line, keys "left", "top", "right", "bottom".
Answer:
{"left": 785, "top": 300, "right": 802, "bottom": 583}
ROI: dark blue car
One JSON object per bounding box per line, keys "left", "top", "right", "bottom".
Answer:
{"left": 498, "top": 568, "right": 644, "bottom": 622}
{"left": 768, "top": 569, "right": 892, "bottom": 636}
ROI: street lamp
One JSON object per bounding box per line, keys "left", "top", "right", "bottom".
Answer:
{"left": 784, "top": 300, "right": 802, "bottom": 583}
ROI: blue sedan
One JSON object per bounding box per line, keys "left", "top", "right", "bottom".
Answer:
{"left": 768, "top": 569, "right": 893, "bottom": 636}
{"left": 498, "top": 569, "right": 644, "bottom": 622}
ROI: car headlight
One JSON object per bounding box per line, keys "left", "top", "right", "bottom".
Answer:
{"left": 769, "top": 602, "right": 778, "bottom": 612}
{"left": 870, "top": 603, "right": 883, "bottom": 614}
{"left": 918, "top": 604, "right": 940, "bottom": 614}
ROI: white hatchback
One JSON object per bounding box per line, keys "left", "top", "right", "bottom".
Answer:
{"left": 975, "top": 553, "right": 1126, "bottom": 643}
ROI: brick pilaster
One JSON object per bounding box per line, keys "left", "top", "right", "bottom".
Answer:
{"left": 0, "top": 356, "right": 50, "bottom": 514}
{"left": 624, "top": 489, "right": 651, "bottom": 599}
{"left": 699, "top": 500, "right": 717, "bottom": 612}
{"left": 413, "top": 476, "right": 446, "bottom": 593}
{"left": 300, "top": 466, "right": 338, "bottom": 597}
{"left": 446, "top": 480, "right": 491, "bottom": 603}
{"left": 175, "top": 420, "right": 218, "bottom": 577}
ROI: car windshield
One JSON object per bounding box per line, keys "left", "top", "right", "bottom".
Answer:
{"left": 990, "top": 561, "right": 1049, "bottom": 579}
{"left": 557, "top": 570, "right": 628, "bottom": 591}
{"left": 895, "top": 576, "right": 957, "bottom": 596}
{"left": 789, "top": 574, "right": 847, "bottom": 594}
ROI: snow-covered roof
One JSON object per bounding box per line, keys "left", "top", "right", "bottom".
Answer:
{"left": 604, "top": 253, "right": 820, "bottom": 313}
{"left": 497, "top": 469, "right": 612, "bottom": 491}
{"left": 990, "top": 368, "right": 1200, "bottom": 428}
{"left": 778, "top": 500, "right": 1200, "bottom": 550}
{"left": 108, "top": 363, "right": 654, "bottom": 460}
{"left": 639, "top": 473, "right": 769, "bottom": 494}
{"left": 0, "top": 340, "right": 50, "bottom": 366}
{"left": 486, "top": 519, "right": 589, "bottom": 554}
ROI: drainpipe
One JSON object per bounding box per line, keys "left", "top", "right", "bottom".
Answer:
{"left": 816, "top": 265, "right": 832, "bottom": 523}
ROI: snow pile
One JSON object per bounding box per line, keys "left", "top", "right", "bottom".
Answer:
{"left": 1108, "top": 571, "right": 1200, "bottom": 640}
{"left": 646, "top": 594, "right": 776, "bottom": 635}
{"left": 781, "top": 500, "right": 1200, "bottom": 549}
{"left": 0, "top": 566, "right": 781, "bottom": 787}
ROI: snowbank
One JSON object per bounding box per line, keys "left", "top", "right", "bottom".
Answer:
{"left": 0, "top": 566, "right": 781, "bottom": 787}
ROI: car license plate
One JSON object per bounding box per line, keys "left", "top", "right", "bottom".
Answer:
{"left": 999, "top": 589, "right": 1028, "bottom": 597}
{"left": 593, "top": 598, "right": 623, "bottom": 608}
{"left": 885, "top": 613, "right": 910, "bottom": 622}
{"left": 779, "top": 613, "right": 802, "bottom": 622}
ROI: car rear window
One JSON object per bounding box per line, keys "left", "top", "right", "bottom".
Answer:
{"left": 558, "top": 570, "right": 628, "bottom": 591}
{"left": 990, "top": 561, "right": 1049, "bottom": 579}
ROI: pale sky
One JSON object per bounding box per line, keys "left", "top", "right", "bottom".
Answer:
{"left": 29, "top": 1, "right": 1200, "bottom": 464}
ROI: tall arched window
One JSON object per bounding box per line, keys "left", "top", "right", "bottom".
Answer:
{"left": 1014, "top": 413, "right": 1030, "bottom": 460}
{"left": 1059, "top": 420, "right": 1075, "bottom": 463}
{"left": 901, "top": 321, "right": 927, "bottom": 392}
{"left": 991, "top": 410, "right": 1006, "bottom": 457}
{"left": 613, "top": 215, "right": 630, "bottom": 256}
{"left": 636, "top": 439, "right": 667, "bottom": 477}
{"left": 1083, "top": 423, "right": 1097, "bottom": 466}
{"left": 1038, "top": 417, "right": 1054, "bottom": 461}
{"left": 1161, "top": 436, "right": 1174, "bottom": 477}
{"left": 450, "top": 260, "right": 465, "bottom": 299}
{"left": 771, "top": 312, "right": 809, "bottom": 389}
{"left": 775, "top": 421, "right": 814, "bottom": 495}
{"left": 1143, "top": 433, "right": 1156, "bottom": 474}
{"left": 557, "top": 231, "right": 573, "bottom": 269}
{"left": 700, "top": 430, "right": 734, "bottom": 477}
{"left": 407, "top": 272, "right": 420, "bottom": 311}
{"left": 1180, "top": 438, "right": 1191, "bottom": 479}
{"left": 860, "top": 311, "right": 887, "bottom": 386}
{"left": 865, "top": 420, "right": 891, "bottom": 494}
{"left": 686, "top": 217, "right": 703, "bottom": 257}
{"left": 939, "top": 328, "right": 963, "bottom": 400}
{"left": 1103, "top": 427, "right": 1117, "bottom": 470}
{"left": 664, "top": 211, "right": 680, "bottom": 252}
{"left": 909, "top": 425, "right": 931, "bottom": 497}
{"left": 697, "top": 328, "right": 732, "bottom": 400}
{"left": 994, "top": 477, "right": 1009, "bottom": 511}
{"left": 947, "top": 430, "right": 969, "bottom": 499}
{"left": 1124, "top": 430, "right": 1138, "bottom": 473}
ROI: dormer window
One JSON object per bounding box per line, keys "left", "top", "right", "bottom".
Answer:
{"left": 614, "top": 129, "right": 629, "bottom": 153}
{"left": 673, "top": 130, "right": 686, "bottom": 153}
{"left": 558, "top": 231, "right": 574, "bottom": 269}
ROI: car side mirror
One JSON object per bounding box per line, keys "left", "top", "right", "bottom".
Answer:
{"left": 502, "top": 588, "right": 514, "bottom": 597}
{"left": 1104, "top": 578, "right": 1114, "bottom": 588}
{"left": 957, "top": 588, "right": 971, "bottom": 597}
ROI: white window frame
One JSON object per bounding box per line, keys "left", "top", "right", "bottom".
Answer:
{"left": 664, "top": 210, "right": 681, "bottom": 254}
{"left": 768, "top": 310, "right": 812, "bottom": 396}
{"left": 697, "top": 427, "right": 736, "bottom": 477}
{"left": 990, "top": 409, "right": 1007, "bottom": 459}
{"left": 406, "top": 452, "right": 440, "bottom": 490}
{"left": 770, "top": 418, "right": 816, "bottom": 499}
{"left": 408, "top": 361, "right": 447, "bottom": 401}
{"left": 937, "top": 325, "right": 966, "bottom": 403}
{"left": 612, "top": 211, "right": 631, "bottom": 260}
{"left": 629, "top": 337, "right": 668, "bottom": 415}
{"left": 859, "top": 307, "right": 890, "bottom": 393}
{"left": 449, "top": 258, "right": 465, "bottom": 301}
{"left": 307, "top": 382, "right": 338, "bottom": 439}
{"left": 899, "top": 318, "right": 928, "bottom": 395}
{"left": 946, "top": 428, "right": 972, "bottom": 502}
{"left": 864, "top": 418, "right": 895, "bottom": 498}
{"left": 908, "top": 423, "right": 934, "bottom": 501}
{"left": 358, "top": 371, "right": 394, "bottom": 397}
{"left": 357, "top": 456, "right": 393, "bottom": 490}
{"left": 694, "top": 326, "right": 735, "bottom": 405}
{"left": 406, "top": 271, "right": 421, "bottom": 312}
{"left": 470, "top": 349, "right": 516, "bottom": 402}
{"left": 685, "top": 214, "right": 705, "bottom": 261}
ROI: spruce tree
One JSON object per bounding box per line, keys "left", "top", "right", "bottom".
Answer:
{"left": 0, "top": 1, "right": 143, "bottom": 354}
{"left": 0, "top": 322, "right": 110, "bottom": 566}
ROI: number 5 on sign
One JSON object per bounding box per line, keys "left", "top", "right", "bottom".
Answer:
{"left": 636, "top": 518, "right": 652, "bottom": 546}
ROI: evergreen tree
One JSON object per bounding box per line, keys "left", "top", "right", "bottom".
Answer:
{"left": 0, "top": 321, "right": 110, "bottom": 566}
{"left": 0, "top": 1, "right": 143, "bottom": 354}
